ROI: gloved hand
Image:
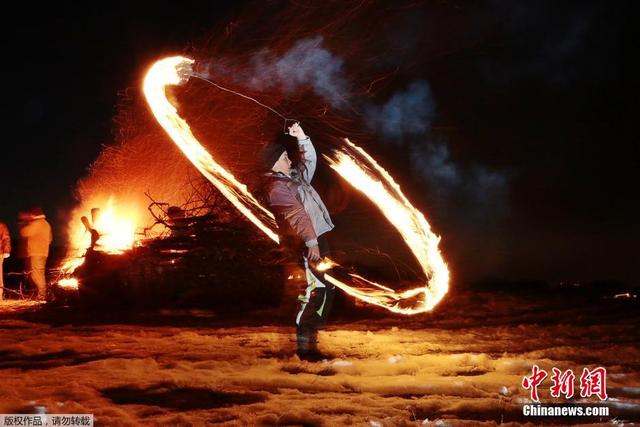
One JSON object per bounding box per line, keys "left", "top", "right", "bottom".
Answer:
{"left": 287, "top": 122, "right": 307, "bottom": 140}
{"left": 176, "top": 60, "right": 194, "bottom": 85}
{"left": 307, "top": 245, "right": 321, "bottom": 262}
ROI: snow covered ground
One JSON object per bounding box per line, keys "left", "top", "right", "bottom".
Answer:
{"left": 0, "top": 289, "right": 638, "bottom": 426}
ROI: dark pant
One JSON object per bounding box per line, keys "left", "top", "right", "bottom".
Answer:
{"left": 294, "top": 235, "right": 335, "bottom": 353}
{"left": 27, "top": 256, "right": 48, "bottom": 300}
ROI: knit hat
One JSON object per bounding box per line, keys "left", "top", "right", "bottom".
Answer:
{"left": 261, "top": 142, "right": 287, "bottom": 171}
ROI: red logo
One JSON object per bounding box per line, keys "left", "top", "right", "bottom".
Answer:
{"left": 522, "top": 364, "right": 548, "bottom": 402}
{"left": 550, "top": 368, "right": 575, "bottom": 399}
{"left": 521, "top": 366, "right": 608, "bottom": 402}
{"left": 579, "top": 367, "right": 608, "bottom": 400}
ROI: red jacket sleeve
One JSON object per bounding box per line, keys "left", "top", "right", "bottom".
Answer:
{"left": 268, "top": 181, "right": 318, "bottom": 247}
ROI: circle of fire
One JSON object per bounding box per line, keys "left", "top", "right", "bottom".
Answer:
{"left": 143, "top": 56, "right": 449, "bottom": 314}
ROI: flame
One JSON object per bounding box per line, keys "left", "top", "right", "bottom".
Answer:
{"left": 323, "top": 141, "right": 449, "bottom": 312}
{"left": 66, "top": 196, "right": 140, "bottom": 255}
{"left": 315, "top": 259, "right": 338, "bottom": 272}
{"left": 143, "top": 57, "right": 279, "bottom": 243}
{"left": 57, "top": 278, "right": 79, "bottom": 289}
{"left": 91, "top": 197, "right": 138, "bottom": 254}
{"left": 56, "top": 196, "right": 141, "bottom": 289}
{"left": 143, "top": 56, "right": 449, "bottom": 314}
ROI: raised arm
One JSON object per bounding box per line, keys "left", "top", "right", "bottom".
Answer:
{"left": 287, "top": 122, "right": 317, "bottom": 183}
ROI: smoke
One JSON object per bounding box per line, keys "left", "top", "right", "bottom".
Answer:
{"left": 366, "top": 80, "right": 508, "bottom": 219}
{"left": 410, "top": 140, "right": 508, "bottom": 218}
{"left": 207, "top": 36, "right": 349, "bottom": 108}
{"left": 208, "top": 27, "right": 510, "bottom": 219}
{"left": 365, "top": 81, "right": 435, "bottom": 143}
{"left": 409, "top": 141, "right": 461, "bottom": 192}
{"left": 204, "top": 31, "right": 510, "bottom": 220}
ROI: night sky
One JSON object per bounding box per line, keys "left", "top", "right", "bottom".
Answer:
{"left": 0, "top": 1, "right": 637, "bottom": 284}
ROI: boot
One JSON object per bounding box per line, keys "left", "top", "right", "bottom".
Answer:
{"left": 296, "top": 329, "right": 327, "bottom": 362}
{"left": 296, "top": 328, "right": 315, "bottom": 354}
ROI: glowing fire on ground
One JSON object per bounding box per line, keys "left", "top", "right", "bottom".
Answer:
{"left": 57, "top": 278, "right": 79, "bottom": 289}
{"left": 143, "top": 56, "right": 449, "bottom": 314}
{"left": 57, "top": 196, "right": 140, "bottom": 289}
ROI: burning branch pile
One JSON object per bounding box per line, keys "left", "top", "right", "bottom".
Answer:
{"left": 56, "top": 177, "right": 285, "bottom": 309}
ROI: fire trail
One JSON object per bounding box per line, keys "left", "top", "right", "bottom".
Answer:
{"left": 143, "top": 56, "right": 449, "bottom": 314}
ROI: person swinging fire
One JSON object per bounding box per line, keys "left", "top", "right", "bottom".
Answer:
{"left": 261, "top": 122, "right": 336, "bottom": 361}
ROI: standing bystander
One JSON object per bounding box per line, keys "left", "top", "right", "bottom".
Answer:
{"left": 0, "top": 221, "right": 11, "bottom": 300}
